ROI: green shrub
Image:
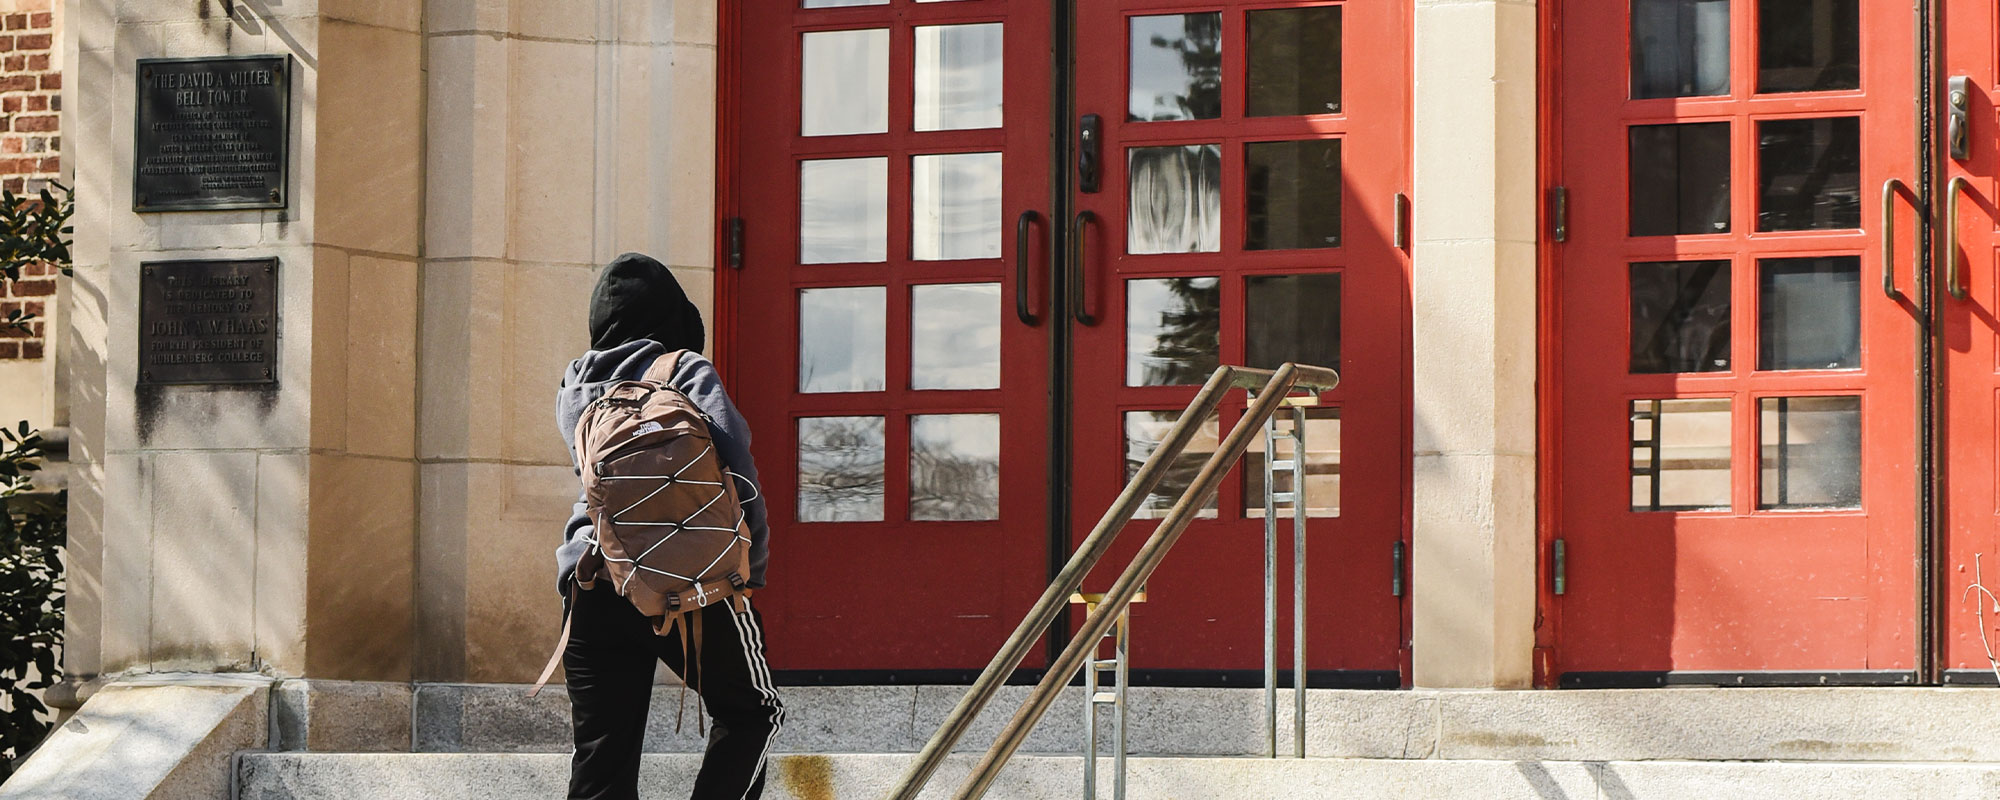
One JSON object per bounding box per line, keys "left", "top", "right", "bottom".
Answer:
{"left": 0, "top": 423, "right": 61, "bottom": 781}
{"left": 0, "top": 182, "right": 71, "bottom": 781}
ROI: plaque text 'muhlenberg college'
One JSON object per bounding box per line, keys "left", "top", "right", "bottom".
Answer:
{"left": 134, "top": 55, "right": 291, "bottom": 212}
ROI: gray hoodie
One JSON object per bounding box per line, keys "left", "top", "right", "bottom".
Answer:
{"left": 554, "top": 338, "right": 769, "bottom": 595}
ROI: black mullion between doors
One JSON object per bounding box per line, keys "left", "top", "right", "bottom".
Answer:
{"left": 1044, "top": 0, "right": 1079, "bottom": 673}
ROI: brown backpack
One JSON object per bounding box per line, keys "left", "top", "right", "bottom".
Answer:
{"left": 531, "top": 351, "right": 755, "bottom": 715}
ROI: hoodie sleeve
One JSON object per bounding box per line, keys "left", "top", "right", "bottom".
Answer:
{"left": 672, "top": 354, "right": 772, "bottom": 588}
{"left": 555, "top": 363, "right": 595, "bottom": 599}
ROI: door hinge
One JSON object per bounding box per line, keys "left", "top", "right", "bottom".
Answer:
{"left": 1552, "top": 538, "right": 1567, "bottom": 596}
{"left": 1391, "top": 541, "right": 1406, "bottom": 597}
{"left": 1550, "top": 186, "right": 1569, "bottom": 243}
{"left": 725, "top": 217, "right": 744, "bottom": 270}
{"left": 1393, "top": 192, "right": 1410, "bottom": 250}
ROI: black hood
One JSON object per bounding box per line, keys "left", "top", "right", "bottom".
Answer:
{"left": 587, "top": 252, "right": 706, "bottom": 353}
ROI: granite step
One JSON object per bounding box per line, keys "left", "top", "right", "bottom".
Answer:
{"left": 237, "top": 752, "right": 2000, "bottom": 800}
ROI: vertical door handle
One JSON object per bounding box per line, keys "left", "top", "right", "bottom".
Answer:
{"left": 1882, "top": 178, "right": 1906, "bottom": 299}
{"left": 1015, "top": 210, "right": 1045, "bottom": 325}
{"left": 1071, "top": 210, "right": 1100, "bottom": 326}
{"left": 1947, "top": 176, "right": 1971, "bottom": 301}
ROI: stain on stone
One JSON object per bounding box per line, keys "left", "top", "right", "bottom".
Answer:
{"left": 1776, "top": 738, "right": 1902, "bottom": 756}
{"left": 1447, "top": 731, "right": 1558, "bottom": 750}
{"left": 779, "top": 754, "right": 836, "bottom": 800}
{"left": 133, "top": 385, "right": 280, "bottom": 445}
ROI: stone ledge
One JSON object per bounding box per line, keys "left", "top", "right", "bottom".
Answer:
{"left": 0, "top": 676, "right": 270, "bottom": 800}
{"left": 239, "top": 753, "right": 2000, "bottom": 800}
{"left": 402, "top": 684, "right": 2000, "bottom": 764}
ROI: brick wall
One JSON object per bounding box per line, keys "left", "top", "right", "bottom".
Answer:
{"left": 0, "top": 0, "right": 56, "bottom": 362}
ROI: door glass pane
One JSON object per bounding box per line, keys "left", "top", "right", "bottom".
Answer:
{"left": 1630, "top": 260, "right": 1731, "bottom": 374}
{"left": 1247, "top": 6, "right": 1342, "bottom": 116}
{"left": 1245, "top": 408, "right": 1340, "bottom": 518}
{"left": 1124, "top": 410, "right": 1220, "bottom": 520}
{"left": 1246, "top": 139, "right": 1341, "bottom": 250}
{"left": 1758, "top": 0, "right": 1859, "bottom": 93}
{"left": 1630, "top": 122, "right": 1731, "bottom": 236}
{"left": 910, "top": 414, "right": 1001, "bottom": 521}
{"left": 1631, "top": 0, "right": 1730, "bottom": 99}
{"left": 912, "top": 152, "right": 1003, "bottom": 261}
{"left": 798, "top": 416, "right": 886, "bottom": 522}
{"left": 1760, "top": 396, "right": 1861, "bottom": 509}
{"left": 915, "top": 23, "right": 1004, "bottom": 131}
{"left": 1128, "top": 144, "right": 1222, "bottom": 254}
{"left": 911, "top": 282, "right": 1000, "bottom": 390}
{"left": 799, "top": 286, "right": 886, "bottom": 393}
{"left": 805, "top": 0, "right": 886, "bottom": 6}
{"left": 801, "top": 157, "right": 887, "bottom": 264}
{"left": 1759, "top": 256, "right": 1860, "bottom": 371}
{"left": 1245, "top": 273, "right": 1340, "bottom": 372}
{"left": 801, "top": 29, "right": 888, "bottom": 137}
{"left": 1757, "top": 117, "right": 1861, "bottom": 231}
{"left": 1129, "top": 13, "right": 1222, "bottom": 122}
{"left": 1126, "top": 276, "right": 1221, "bottom": 386}
{"left": 1631, "top": 398, "right": 1732, "bottom": 511}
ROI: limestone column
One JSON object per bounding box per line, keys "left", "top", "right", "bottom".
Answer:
{"left": 68, "top": 0, "right": 423, "bottom": 681}
{"left": 416, "top": 0, "right": 718, "bottom": 682}
{"left": 1409, "top": 0, "right": 1541, "bottom": 688}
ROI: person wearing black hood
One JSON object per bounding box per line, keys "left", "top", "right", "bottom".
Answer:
{"left": 554, "top": 253, "right": 784, "bottom": 800}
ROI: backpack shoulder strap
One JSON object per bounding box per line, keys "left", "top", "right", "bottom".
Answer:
{"left": 640, "top": 349, "right": 690, "bottom": 386}
{"left": 528, "top": 581, "right": 581, "bottom": 698}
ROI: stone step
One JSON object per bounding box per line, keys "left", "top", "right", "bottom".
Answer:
{"left": 237, "top": 752, "right": 2000, "bottom": 800}
{"left": 395, "top": 683, "right": 2000, "bottom": 764}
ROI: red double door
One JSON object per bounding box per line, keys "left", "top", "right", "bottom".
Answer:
{"left": 725, "top": 0, "right": 1411, "bottom": 684}
{"left": 1551, "top": 0, "right": 2000, "bottom": 684}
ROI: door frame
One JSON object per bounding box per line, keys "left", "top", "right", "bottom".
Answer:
{"left": 1535, "top": 0, "right": 1943, "bottom": 688}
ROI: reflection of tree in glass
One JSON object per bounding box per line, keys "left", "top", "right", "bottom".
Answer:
{"left": 1123, "top": 413, "right": 1218, "bottom": 519}
{"left": 910, "top": 444, "right": 999, "bottom": 521}
{"left": 798, "top": 417, "right": 885, "bottom": 522}
{"left": 1146, "top": 14, "right": 1221, "bottom": 120}
{"left": 1143, "top": 277, "right": 1221, "bottom": 386}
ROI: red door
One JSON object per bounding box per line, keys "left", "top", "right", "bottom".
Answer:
{"left": 728, "top": 0, "right": 1055, "bottom": 673}
{"left": 1942, "top": 0, "right": 2000, "bottom": 683}
{"left": 1068, "top": 0, "right": 1410, "bottom": 683}
{"left": 725, "top": 0, "right": 1410, "bottom": 682}
{"left": 1550, "top": 0, "right": 1921, "bottom": 683}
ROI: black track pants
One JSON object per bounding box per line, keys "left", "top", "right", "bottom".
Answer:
{"left": 564, "top": 583, "right": 786, "bottom": 800}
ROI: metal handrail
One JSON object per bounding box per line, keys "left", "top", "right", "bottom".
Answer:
{"left": 886, "top": 362, "right": 1339, "bottom": 800}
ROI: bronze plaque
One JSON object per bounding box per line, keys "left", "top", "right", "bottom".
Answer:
{"left": 133, "top": 55, "right": 291, "bottom": 212}
{"left": 138, "top": 259, "right": 280, "bottom": 386}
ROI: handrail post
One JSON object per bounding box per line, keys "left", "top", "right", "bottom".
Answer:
{"left": 1291, "top": 401, "right": 1309, "bottom": 758}
{"left": 952, "top": 365, "right": 1307, "bottom": 800}
{"left": 1261, "top": 399, "right": 1279, "bottom": 759}
{"left": 883, "top": 367, "right": 1238, "bottom": 800}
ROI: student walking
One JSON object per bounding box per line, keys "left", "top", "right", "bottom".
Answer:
{"left": 552, "top": 253, "right": 784, "bottom": 800}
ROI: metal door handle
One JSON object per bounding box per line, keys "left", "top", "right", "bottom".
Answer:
{"left": 1071, "top": 210, "right": 1100, "bottom": 326}
{"left": 1947, "top": 176, "right": 1971, "bottom": 301}
{"left": 1882, "top": 178, "right": 1906, "bottom": 299}
{"left": 1015, "top": 210, "right": 1044, "bottom": 325}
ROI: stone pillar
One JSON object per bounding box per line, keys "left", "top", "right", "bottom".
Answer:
{"left": 67, "top": 0, "right": 423, "bottom": 681}
{"left": 1408, "top": 0, "right": 1540, "bottom": 688}
{"left": 416, "top": 0, "right": 718, "bottom": 682}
